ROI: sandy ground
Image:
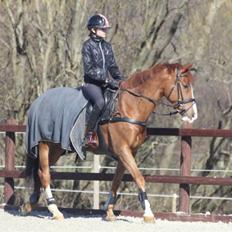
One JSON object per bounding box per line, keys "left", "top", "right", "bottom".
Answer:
{"left": 0, "top": 209, "right": 232, "bottom": 232}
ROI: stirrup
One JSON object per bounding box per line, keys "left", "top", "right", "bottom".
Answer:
{"left": 83, "top": 131, "right": 99, "bottom": 149}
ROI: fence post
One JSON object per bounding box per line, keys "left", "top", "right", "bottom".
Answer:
{"left": 4, "top": 118, "right": 17, "bottom": 205}
{"left": 93, "top": 155, "right": 100, "bottom": 209}
{"left": 172, "top": 193, "right": 177, "bottom": 213}
{"left": 179, "top": 122, "right": 192, "bottom": 213}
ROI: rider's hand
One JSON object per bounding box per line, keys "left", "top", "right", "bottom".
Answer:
{"left": 107, "top": 79, "right": 119, "bottom": 89}
{"left": 119, "top": 80, "right": 127, "bottom": 89}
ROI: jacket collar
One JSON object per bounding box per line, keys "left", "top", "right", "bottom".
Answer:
{"left": 90, "top": 33, "right": 104, "bottom": 43}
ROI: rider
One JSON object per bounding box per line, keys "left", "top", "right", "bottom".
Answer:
{"left": 82, "top": 14, "right": 124, "bottom": 147}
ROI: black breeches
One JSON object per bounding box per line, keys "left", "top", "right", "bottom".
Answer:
{"left": 82, "top": 83, "right": 105, "bottom": 131}
{"left": 82, "top": 83, "right": 105, "bottom": 110}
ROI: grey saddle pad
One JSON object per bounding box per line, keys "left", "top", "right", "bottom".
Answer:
{"left": 26, "top": 87, "right": 88, "bottom": 160}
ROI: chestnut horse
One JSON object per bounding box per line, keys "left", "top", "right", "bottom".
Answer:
{"left": 22, "top": 63, "right": 197, "bottom": 222}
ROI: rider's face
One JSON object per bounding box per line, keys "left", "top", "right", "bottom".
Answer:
{"left": 94, "top": 28, "right": 107, "bottom": 38}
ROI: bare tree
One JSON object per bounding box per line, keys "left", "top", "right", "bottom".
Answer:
{"left": 1, "top": 0, "right": 232, "bottom": 213}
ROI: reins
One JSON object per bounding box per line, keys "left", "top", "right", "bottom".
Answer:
{"left": 119, "top": 67, "right": 196, "bottom": 117}
{"left": 120, "top": 87, "right": 181, "bottom": 116}
{"left": 119, "top": 88, "right": 157, "bottom": 107}
{"left": 105, "top": 67, "right": 196, "bottom": 127}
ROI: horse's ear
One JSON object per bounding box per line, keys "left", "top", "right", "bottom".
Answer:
{"left": 180, "top": 64, "right": 193, "bottom": 74}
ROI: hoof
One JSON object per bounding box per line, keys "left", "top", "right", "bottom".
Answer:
{"left": 20, "top": 202, "right": 34, "bottom": 216}
{"left": 105, "top": 205, "right": 116, "bottom": 221}
{"left": 48, "top": 204, "right": 64, "bottom": 220}
{"left": 143, "top": 215, "right": 155, "bottom": 223}
{"left": 105, "top": 214, "right": 116, "bottom": 221}
{"left": 52, "top": 212, "right": 64, "bottom": 220}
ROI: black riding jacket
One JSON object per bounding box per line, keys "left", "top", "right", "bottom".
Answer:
{"left": 82, "top": 35, "right": 123, "bottom": 86}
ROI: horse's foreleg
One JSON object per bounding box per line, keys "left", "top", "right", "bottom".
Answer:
{"left": 118, "top": 148, "right": 155, "bottom": 223}
{"left": 105, "top": 161, "right": 125, "bottom": 221}
{"left": 38, "top": 142, "right": 64, "bottom": 220}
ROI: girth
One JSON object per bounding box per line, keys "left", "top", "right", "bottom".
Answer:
{"left": 100, "top": 116, "right": 147, "bottom": 127}
{"left": 97, "top": 87, "right": 147, "bottom": 128}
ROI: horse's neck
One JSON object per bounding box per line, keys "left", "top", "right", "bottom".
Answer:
{"left": 118, "top": 73, "right": 163, "bottom": 122}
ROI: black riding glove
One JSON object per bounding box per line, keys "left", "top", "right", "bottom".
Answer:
{"left": 107, "top": 79, "right": 120, "bottom": 89}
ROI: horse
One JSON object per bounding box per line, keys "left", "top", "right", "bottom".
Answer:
{"left": 21, "top": 63, "right": 197, "bottom": 222}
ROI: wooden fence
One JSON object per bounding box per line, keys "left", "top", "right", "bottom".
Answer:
{"left": 1, "top": 119, "right": 232, "bottom": 222}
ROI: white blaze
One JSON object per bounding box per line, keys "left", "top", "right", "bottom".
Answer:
{"left": 181, "top": 84, "right": 198, "bottom": 123}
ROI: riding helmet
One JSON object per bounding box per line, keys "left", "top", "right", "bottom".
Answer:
{"left": 87, "top": 14, "right": 111, "bottom": 30}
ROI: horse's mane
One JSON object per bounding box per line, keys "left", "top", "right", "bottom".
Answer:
{"left": 125, "top": 63, "right": 193, "bottom": 89}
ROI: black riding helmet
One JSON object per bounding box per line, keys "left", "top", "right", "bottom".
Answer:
{"left": 87, "top": 14, "right": 111, "bottom": 30}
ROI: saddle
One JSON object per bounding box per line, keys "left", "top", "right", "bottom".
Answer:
{"left": 85, "top": 87, "right": 119, "bottom": 130}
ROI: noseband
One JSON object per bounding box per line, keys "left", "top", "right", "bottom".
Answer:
{"left": 164, "top": 68, "right": 196, "bottom": 116}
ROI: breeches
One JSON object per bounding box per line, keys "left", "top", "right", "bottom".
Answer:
{"left": 82, "top": 83, "right": 105, "bottom": 110}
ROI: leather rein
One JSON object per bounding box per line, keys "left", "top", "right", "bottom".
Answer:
{"left": 107, "top": 68, "right": 196, "bottom": 127}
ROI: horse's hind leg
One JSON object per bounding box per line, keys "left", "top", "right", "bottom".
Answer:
{"left": 38, "top": 142, "right": 64, "bottom": 220}
{"left": 24, "top": 173, "right": 41, "bottom": 213}
{"left": 105, "top": 161, "right": 125, "bottom": 221}
{"left": 20, "top": 157, "right": 41, "bottom": 215}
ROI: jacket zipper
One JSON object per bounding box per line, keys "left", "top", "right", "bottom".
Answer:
{"left": 99, "top": 41, "right": 105, "bottom": 71}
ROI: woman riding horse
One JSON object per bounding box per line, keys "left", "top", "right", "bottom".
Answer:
{"left": 22, "top": 61, "right": 197, "bottom": 222}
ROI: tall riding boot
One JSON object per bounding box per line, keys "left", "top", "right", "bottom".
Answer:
{"left": 84, "top": 105, "right": 101, "bottom": 148}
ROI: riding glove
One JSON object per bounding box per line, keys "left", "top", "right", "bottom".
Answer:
{"left": 107, "top": 79, "right": 120, "bottom": 89}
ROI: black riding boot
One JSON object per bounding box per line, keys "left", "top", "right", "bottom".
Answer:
{"left": 84, "top": 105, "right": 101, "bottom": 148}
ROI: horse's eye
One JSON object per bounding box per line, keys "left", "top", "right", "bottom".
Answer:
{"left": 182, "top": 83, "right": 189, "bottom": 88}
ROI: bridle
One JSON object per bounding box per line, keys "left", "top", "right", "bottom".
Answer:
{"left": 105, "top": 67, "right": 196, "bottom": 127}
{"left": 120, "top": 67, "right": 196, "bottom": 117}
{"left": 161, "top": 67, "right": 196, "bottom": 116}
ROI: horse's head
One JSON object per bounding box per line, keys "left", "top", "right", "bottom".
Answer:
{"left": 163, "top": 64, "right": 198, "bottom": 123}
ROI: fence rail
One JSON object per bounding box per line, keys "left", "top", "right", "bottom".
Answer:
{"left": 1, "top": 119, "right": 232, "bottom": 222}
{"left": 1, "top": 170, "right": 232, "bottom": 186}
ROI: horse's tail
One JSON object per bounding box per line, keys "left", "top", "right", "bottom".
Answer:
{"left": 25, "top": 155, "right": 39, "bottom": 181}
